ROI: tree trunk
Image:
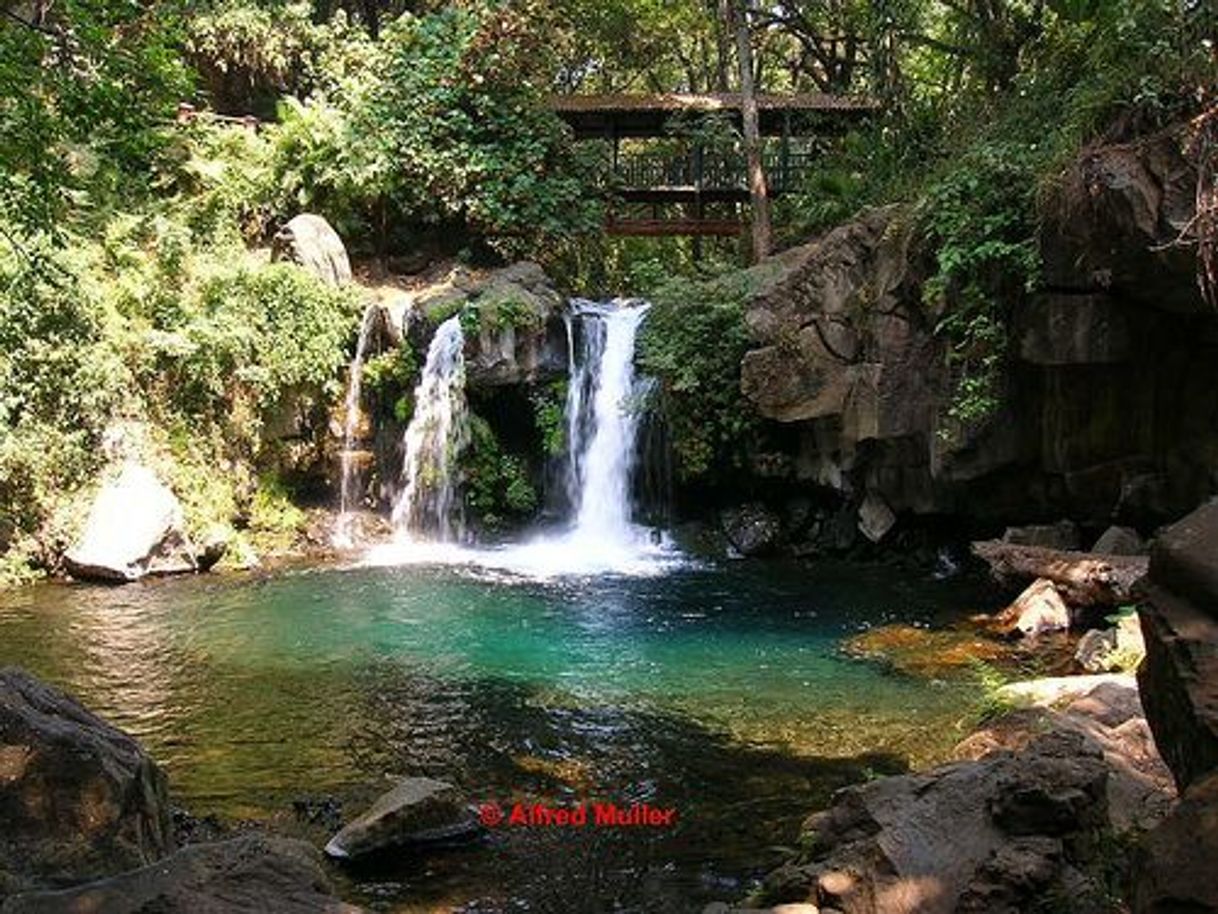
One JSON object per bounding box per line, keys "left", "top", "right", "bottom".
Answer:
{"left": 971, "top": 540, "right": 1148, "bottom": 606}
{"left": 734, "top": 0, "right": 771, "bottom": 262}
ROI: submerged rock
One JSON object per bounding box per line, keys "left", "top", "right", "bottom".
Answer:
{"left": 0, "top": 835, "right": 362, "bottom": 914}
{"left": 0, "top": 668, "right": 173, "bottom": 895}
{"left": 272, "top": 214, "right": 351, "bottom": 287}
{"left": 841, "top": 624, "right": 1012, "bottom": 679}
{"left": 64, "top": 463, "right": 196, "bottom": 583}
{"left": 324, "top": 777, "right": 477, "bottom": 860}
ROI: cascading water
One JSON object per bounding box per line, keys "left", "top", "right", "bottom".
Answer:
{"left": 365, "top": 300, "right": 682, "bottom": 577}
{"left": 562, "top": 299, "right": 650, "bottom": 546}
{"left": 333, "top": 303, "right": 378, "bottom": 547}
{"left": 390, "top": 315, "right": 469, "bottom": 542}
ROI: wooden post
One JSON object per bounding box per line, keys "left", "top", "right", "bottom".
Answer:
{"left": 734, "top": 0, "right": 771, "bottom": 262}
{"left": 780, "top": 110, "right": 791, "bottom": 195}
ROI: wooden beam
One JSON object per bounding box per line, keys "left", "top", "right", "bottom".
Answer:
{"left": 605, "top": 218, "right": 743, "bottom": 237}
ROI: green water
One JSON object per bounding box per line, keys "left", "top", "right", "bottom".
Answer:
{"left": 0, "top": 559, "right": 995, "bottom": 912}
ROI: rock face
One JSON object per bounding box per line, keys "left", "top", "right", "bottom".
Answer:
{"left": 64, "top": 463, "right": 196, "bottom": 583}
{"left": 0, "top": 835, "right": 362, "bottom": 914}
{"left": 271, "top": 214, "right": 352, "bottom": 287}
{"left": 757, "top": 679, "right": 1173, "bottom": 914}
{"left": 737, "top": 127, "right": 1218, "bottom": 529}
{"left": 0, "top": 668, "right": 173, "bottom": 896}
{"left": 1136, "top": 500, "right": 1218, "bottom": 791}
{"left": 412, "top": 262, "right": 567, "bottom": 389}
{"left": 1132, "top": 772, "right": 1218, "bottom": 914}
{"left": 324, "top": 776, "right": 477, "bottom": 860}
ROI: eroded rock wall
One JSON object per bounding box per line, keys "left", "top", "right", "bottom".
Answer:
{"left": 738, "top": 128, "right": 1218, "bottom": 539}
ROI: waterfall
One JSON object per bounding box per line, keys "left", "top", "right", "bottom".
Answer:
{"left": 562, "top": 300, "right": 650, "bottom": 545}
{"left": 390, "top": 315, "right": 469, "bottom": 542}
{"left": 333, "top": 303, "right": 378, "bottom": 547}
{"left": 363, "top": 300, "right": 682, "bottom": 578}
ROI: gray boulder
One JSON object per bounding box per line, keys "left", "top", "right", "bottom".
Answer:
{"left": 324, "top": 776, "right": 477, "bottom": 860}
{"left": 1132, "top": 771, "right": 1218, "bottom": 914}
{"left": 1137, "top": 500, "right": 1218, "bottom": 790}
{"left": 272, "top": 214, "right": 352, "bottom": 287}
{"left": 64, "top": 463, "right": 196, "bottom": 582}
{"left": 1001, "top": 521, "right": 1080, "bottom": 551}
{"left": 0, "top": 668, "right": 173, "bottom": 896}
{"left": 758, "top": 678, "right": 1174, "bottom": 914}
{"left": 856, "top": 492, "right": 896, "bottom": 544}
{"left": 1091, "top": 525, "right": 1146, "bottom": 556}
{"left": 1, "top": 835, "right": 362, "bottom": 913}
{"left": 721, "top": 504, "right": 783, "bottom": 557}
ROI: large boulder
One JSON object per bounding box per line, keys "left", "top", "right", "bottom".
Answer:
{"left": 324, "top": 776, "right": 477, "bottom": 860}
{"left": 1132, "top": 771, "right": 1218, "bottom": 914}
{"left": 64, "top": 463, "right": 196, "bottom": 582}
{"left": 0, "top": 835, "right": 362, "bottom": 914}
{"left": 761, "top": 728, "right": 1109, "bottom": 914}
{"left": 756, "top": 679, "right": 1173, "bottom": 914}
{"left": 271, "top": 214, "right": 352, "bottom": 287}
{"left": 413, "top": 262, "right": 567, "bottom": 388}
{"left": 1137, "top": 500, "right": 1218, "bottom": 790}
{"left": 0, "top": 668, "right": 173, "bottom": 896}
{"left": 721, "top": 503, "right": 784, "bottom": 557}
{"left": 734, "top": 126, "right": 1218, "bottom": 529}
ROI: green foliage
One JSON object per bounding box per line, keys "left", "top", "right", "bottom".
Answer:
{"left": 462, "top": 414, "right": 538, "bottom": 528}
{"left": 361, "top": 346, "right": 418, "bottom": 424}
{"left": 356, "top": 5, "right": 600, "bottom": 254}
{"left": 0, "top": 0, "right": 192, "bottom": 239}
{"left": 531, "top": 381, "right": 568, "bottom": 458}
{"left": 637, "top": 269, "right": 761, "bottom": 481}
{"left": 460, "top": 292, "right": 542, "bottom": 336}
{"left": 919, "top": 142, "right": 1040, "bottom": 429}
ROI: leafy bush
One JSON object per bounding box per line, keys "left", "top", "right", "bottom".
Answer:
{"left": 637, "top": 270, "right": 760, "bottom": 482}
{"left": 462, "top": 414, "right": 538, "bottom": 528}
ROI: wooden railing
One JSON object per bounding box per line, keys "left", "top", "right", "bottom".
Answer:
{"left": 605, "top": 149, "right": 816, "bottom": 195}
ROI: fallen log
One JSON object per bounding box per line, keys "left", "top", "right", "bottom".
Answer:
{"left": 971, "top": 539, "right": 1148, "bottom": 606}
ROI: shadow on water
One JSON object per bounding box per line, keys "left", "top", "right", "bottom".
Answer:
{"left": 331, "top": 661, "right": 908, "bottom": 914}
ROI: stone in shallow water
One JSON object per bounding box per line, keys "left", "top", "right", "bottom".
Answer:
{"left": 0, "top": 835, "right": 362, "bottom": 914}
{"left": 0, "top": 667, "right": 173, "bottom": 894}
{"left": 324, "top": 777, "right": 477, "bottom": 860}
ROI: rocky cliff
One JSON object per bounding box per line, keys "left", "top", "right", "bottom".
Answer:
{"left": 738, "top": 127, "right": 1216, "bottom": 542}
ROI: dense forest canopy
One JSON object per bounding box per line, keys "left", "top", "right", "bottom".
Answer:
{"left": 0, "top": 0, "right": 1214, "bottom": 581}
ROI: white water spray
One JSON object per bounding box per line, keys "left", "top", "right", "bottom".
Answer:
{"left": 390, "top": 316, "right": 469, "bottom": 542}
{"left": 364, "top": 300, "right": 683, "bottom": 577}
{"left": 563, "top": 300, "right": 650, "bottom": 546}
